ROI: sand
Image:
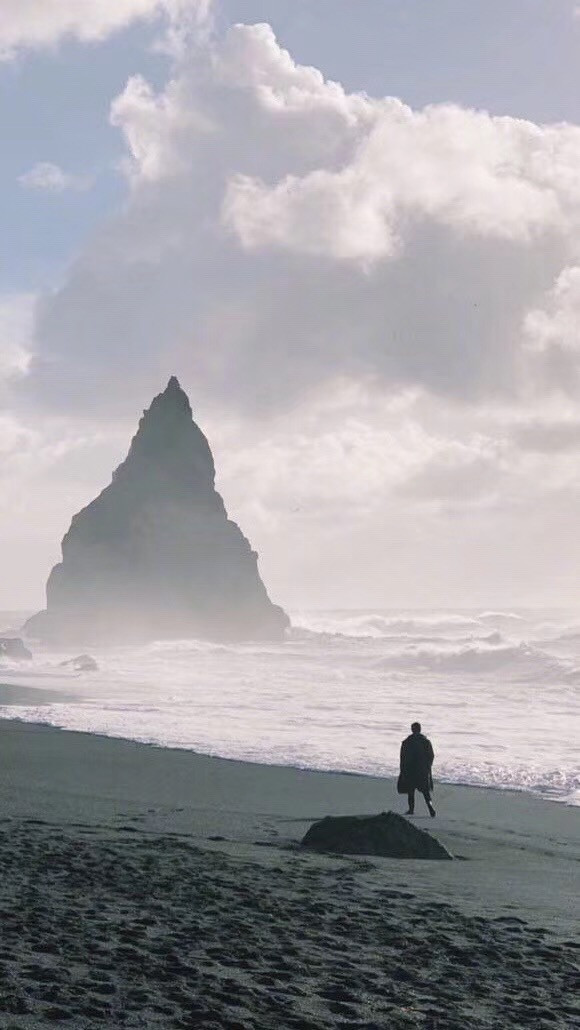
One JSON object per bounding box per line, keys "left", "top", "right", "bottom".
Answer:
{"left": 0, "top": 709, "right": 578, "bottom": 1028}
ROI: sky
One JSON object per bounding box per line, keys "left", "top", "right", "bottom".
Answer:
{"left": 2, "top": 0, "right": 580, "bottom": 611}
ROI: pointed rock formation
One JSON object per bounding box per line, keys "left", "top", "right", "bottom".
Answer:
{"left": 26, "top": 377, "right": 289, "bottom": 644}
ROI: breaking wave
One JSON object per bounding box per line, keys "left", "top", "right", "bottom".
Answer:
{"left": 291, "top": 610, "right": 487, "bottom": 638}
{"left": 374, "top": 641, "right": 579, "bottom": 678}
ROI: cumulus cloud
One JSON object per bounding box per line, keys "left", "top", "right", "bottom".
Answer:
{"left": 0, "top": 294, "right": 34, "bottom": 384}
{"left": 18, "top": 162, "right": 92, "bottom": 193}
{"left": 525, "top": 266, "right": 580, "bottom": 354}
{"left": 0, "top": 0, "right": 212, "bottom": 59}
{"left": 523, "top": 265, "right": 580, "bottom": 396}
{"left": 224, "top": 99, "right": 576, "bottom": 262}
{"left": 21, "top": 22, "right": 579, "bottom": 421}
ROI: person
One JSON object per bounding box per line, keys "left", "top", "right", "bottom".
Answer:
{"left": 397, "top": 722, "right": 436, "bottom": 817}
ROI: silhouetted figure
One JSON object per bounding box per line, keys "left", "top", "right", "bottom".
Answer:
{"left": 398, "top": 722, "right": 436, "bottom": 817}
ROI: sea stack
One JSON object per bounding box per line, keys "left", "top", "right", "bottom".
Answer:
{"left": 25, "top": 377, "right": 289, "bottom": 644}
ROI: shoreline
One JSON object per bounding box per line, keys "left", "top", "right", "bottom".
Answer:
{"left": 0, "top": 717, "right": 578, "bottom": 1028}
{"left": 0, "top": 693, "right": 577, "bottom": 809}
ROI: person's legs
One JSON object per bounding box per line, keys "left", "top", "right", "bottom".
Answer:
{"left": 406, "top": 789, "right": 415, "bottom": 815}
{"left": 421, "top": 790, "right": 436, "bottom": 817}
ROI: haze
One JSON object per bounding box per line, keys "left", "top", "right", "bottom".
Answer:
{"left": 3, "top": 0, "right": 580, "bottom": 611}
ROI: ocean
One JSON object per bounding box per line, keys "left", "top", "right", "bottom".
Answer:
{"left": 1, "top": 608, "right": 579, "bottom": 805}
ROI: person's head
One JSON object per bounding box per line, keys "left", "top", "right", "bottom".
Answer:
{"left": 411, "top": 722, "right": 421, "bottom": 734}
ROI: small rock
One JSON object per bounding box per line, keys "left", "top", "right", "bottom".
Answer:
{"left": 301, "top": 812, "right": 453, "bottom": 860}
{"left": 60, "top": 654, "right": 98, "bottom": 671}
{"left": 0, "top": 637, "right": 32, "bottom": 660}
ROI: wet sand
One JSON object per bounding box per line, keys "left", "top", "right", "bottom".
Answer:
{"left": 0, "top": 716, "right": 578, "bottom": 1028}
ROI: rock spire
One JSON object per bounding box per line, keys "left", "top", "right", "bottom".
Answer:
{"left": 26, "top": 378, "right": 289, "bottom": 644}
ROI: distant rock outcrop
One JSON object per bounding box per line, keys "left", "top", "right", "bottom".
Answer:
{"left": 301, "top": 812, "right": 453, "bottom": 860}
{"left": 60, "top": 654, "right": 99, "bottom": 672}
{"left": 0, "top": 638, "right": 32, "bottom": 661}
{"left": 25, "top": 377, "right": 289, "bottom": 645}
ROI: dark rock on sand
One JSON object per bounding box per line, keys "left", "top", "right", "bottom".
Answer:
{"left": 25, "top": 376, "right": 289, "bottom": 645}
{"left": 301, "top": 811, "right": 453, "bottom": 860}
{"left": 0, "top": 637, "right": 32, "bottom": 660}
{"left": 60, "top": 654, "right": 99, "bottom": 672}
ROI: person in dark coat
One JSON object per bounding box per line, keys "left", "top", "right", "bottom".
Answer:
{"left": 398, "top": 722, "right": 436, "bottom": 817}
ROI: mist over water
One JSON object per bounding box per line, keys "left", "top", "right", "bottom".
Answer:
{"left": 1, "top": 608, "right": 579, "bottom": 805}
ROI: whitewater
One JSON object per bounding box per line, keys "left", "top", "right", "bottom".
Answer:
{"left": 1, "top": 608, "right": 579, "bottom": 805}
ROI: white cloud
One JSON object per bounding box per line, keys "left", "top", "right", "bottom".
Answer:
{"left": 525, "top": 265, "right": 580, "bottom": 355}
{"left": 18, "top": 162, "right": 92, "bottom": 193}
{"left": 209, "top": 381, "right": 580, "bottom": 607}
{"left": 24, "top": 22, "right": 580, "bottom": 418}
{"left": 523, "top": 265, "right": 580, "bottom": 395}
{"left": 223, "top": 63, "right": 580, "bottom": 261}
{"left": 0, "top": 0, "right": 212, "bottom": 60}
{"left": 109, "top": 73, "right": 215, "bottom": 183}
{"left": 0, "top": 294, "right": 34, "bottom": 383}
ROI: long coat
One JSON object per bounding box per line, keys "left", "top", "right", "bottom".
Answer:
{"left": 397, "top": 733, "right": 434, "bottom": 794}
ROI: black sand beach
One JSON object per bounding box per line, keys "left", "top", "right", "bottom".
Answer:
{"left": 0, "top": 715, "right": 579, "bottom": 1029}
